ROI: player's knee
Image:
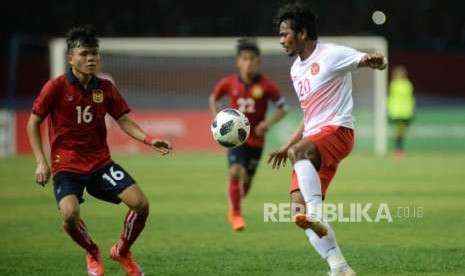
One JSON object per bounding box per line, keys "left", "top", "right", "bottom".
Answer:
{"left": 287, "top": 146, "right": 306, "bottom": 163}
{"left": 62, "top": 208, "right": 80, "bottom": 226}
{"left": 229, "top": 165, "right": 243, "bottom": 179}
{"left": 133, "top": 197, "right": 150, "bottom": 216}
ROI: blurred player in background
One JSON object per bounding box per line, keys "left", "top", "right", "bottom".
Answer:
{"left": 26, "top": 24, "right": 172, "bottom": 276}
{"left": 388, "top": 65, "right": 415, "bottom": 158}
{"left": 268, "top": 3, "right": 387, "bottom": 276}
{"left": 209, "top": 38, "right": 288, "bottom": 231}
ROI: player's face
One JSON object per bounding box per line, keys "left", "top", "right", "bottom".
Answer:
{"left": 68, "top": 46, "right": 100, "bottom": 76}
{"left": 279, "top": 20, "right": 300, "bottom": 57}
{"left": 236, "top": 50, "right": 260, "bottom": 77}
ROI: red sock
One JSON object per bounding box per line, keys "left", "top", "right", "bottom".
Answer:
{"left": 64, "top": 219, "right": 99, "bottom": 257}
{"left": 117, "top": 210, "right": 148, "bottom": 255}
{"left": 229, "top": 177, "right": 241, "bottom": 214}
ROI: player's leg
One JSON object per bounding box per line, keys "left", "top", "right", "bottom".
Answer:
{"left": 59, "top": 195, "right": 99, "bottom": 256}
{"left": 107, "top": 184, "right": 147, "bottom": 276}
{"left": 287, "top": 138, "right": 324, "bottom": 221}
{"left": 291, "top": 190, "right": 354, "bottom": 275}
{"left": 117, "top": 184, "right": 149, "bottom": 255}
{"left": 242, "top": 146, "right": 263, "bottom": 197}
{"left": 394, "top": 120, "right": 403, "bottom": 149}
{"left": 229, "top": 163, "right": 247, "bottom": 215}
{"left": 86, "top": 163, "right": 144, "bottom": 276}
{"left": 54, "top": 172, "right": 103, "bottom": 276}
{"left": 242, "top": 173, "right": 253, "bottom": 197}
{"left": 394, "top": 119, "right": 409, "bottom": 158}
{"left": 228, "top": 163, "right": 247, "bottom": 231}
{"left": 288, "top": 127, "right": 356, "bottom": 275}
{"left": 227, "top": 146, "right": 249, "bottom": 230}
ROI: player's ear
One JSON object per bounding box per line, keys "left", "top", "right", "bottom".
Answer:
{"left": 300, "top": 29, "right": 308, "bottom": 40}
{"left": 67, "top": 51, "right": 73, "bottom": 65}
{"left": 236, "top": 55, "right": 241, "bottom": 67}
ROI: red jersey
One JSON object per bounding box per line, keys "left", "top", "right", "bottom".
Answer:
{"left": 212, "top": 74, "right": 286, "bottom": 148}
{"left": 32, "top": 69, "right": 130, "bottom": 174}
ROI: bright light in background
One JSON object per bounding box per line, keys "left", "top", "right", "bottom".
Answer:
{"left": 372, "top": 10, "right": 387, "bottom": 25}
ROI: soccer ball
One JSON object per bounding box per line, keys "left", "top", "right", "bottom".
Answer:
{"left": 211, "top": 108, "right": 250, "bottom": 148}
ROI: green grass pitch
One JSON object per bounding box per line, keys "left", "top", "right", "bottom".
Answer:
{"left": 1, "top": 152, "right": 464, "bottom": 275}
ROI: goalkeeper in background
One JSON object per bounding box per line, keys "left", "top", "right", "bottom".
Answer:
{"left": 388, "top": 65, "right": 415, "bottom": 158}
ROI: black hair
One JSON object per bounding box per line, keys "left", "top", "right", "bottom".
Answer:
{"left": 236, "top": 37, "right": 261, "bottom": 56}
{"left": 274, "top": 1, "right": 318, "bottom": 40}
{"left": 66, "top": 24, "right": 99, "bottom": 52}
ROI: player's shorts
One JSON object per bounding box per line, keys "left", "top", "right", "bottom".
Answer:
{"left": 53, "top": 162, "right": 136, "bottom": 205}
{"left": 290, "top": 126, "right": 354, "bottom": 197}
{"left": 227, "top": 144, "right": 263, "bottom": 176}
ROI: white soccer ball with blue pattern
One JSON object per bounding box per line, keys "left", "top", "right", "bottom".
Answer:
{"left": 211, "top": 108, "right": 250, "bottom": 148}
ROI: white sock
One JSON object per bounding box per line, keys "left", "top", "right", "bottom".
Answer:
{"left": 293, "top": 160, "right": 323, "bottom": 220}
{"left": 305, "top": 223, "right": 348, "bottom": 271}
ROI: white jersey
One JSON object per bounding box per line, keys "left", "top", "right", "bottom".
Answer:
{"left": 290, "top": 42, "right": 365, "bottom": 136}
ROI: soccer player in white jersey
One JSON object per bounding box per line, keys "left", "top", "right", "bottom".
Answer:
{"left": 268, "top": 2, "right": 387, "bottom": 276}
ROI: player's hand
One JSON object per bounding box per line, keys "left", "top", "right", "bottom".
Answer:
{"left": 34, "top": 161, "right": 50, "bottom": 186}
{"left": 150, "top": 139, "right": 173, "bottom": 156}
{"left": 361, "top": 53, "right": 387, "bottom": 70}
{"left": 255, "top": 121, "right": 269, "bottom": 137}
{"left": 267, "top": 145, "right": 290, "bottom": 170}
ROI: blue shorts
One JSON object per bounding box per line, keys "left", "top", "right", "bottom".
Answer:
{"left": 227, "top": 144, "right": 263, "bottom": 176}
{"left": 53, "top": 162, "right": 136, "bottom": 205}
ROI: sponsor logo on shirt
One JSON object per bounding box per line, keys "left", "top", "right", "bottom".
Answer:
{"left": 311, "top": 63, "right": 320, "bottom": 75}
{"left": 92, "top": 89, "right": 104, "bottom": 103}
{"left": 251, "top": 85, "right": 263, "bottom": 99}
{"left": 66, "top": 94, "right": 74, "bottom": 102}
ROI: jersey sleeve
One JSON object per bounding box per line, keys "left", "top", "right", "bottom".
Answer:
{"left": 212, "top": 77, "right": 230, "bottom": 100}
{"left": 107, "top": 85, "right": 130, "bottom": 120}
{"left": 32, "top": 80, "right": 58, "bottom": 118}
{"left": 265, "top": 79, "right": 287, "bottom": 108}
{"left": 328, "top": 44, "right": 366, "bottom": 74}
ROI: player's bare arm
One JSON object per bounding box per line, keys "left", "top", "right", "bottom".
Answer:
{"left": 208, "top": 94, "right": 221, "bottom": 117}
{"left": 116, "top": 114, "right": 173, "bottom": 155}
{"left": 255, "top": 105, "right": 288, "bottom": 136}
{"left": 358, "top": 52, "right": 387, "bottom": 70}
{"left": 26, "top": 113, "right": 51, "bottom": 186}
{"left": 267, "top": 119, "right": 304, "bottom": 169}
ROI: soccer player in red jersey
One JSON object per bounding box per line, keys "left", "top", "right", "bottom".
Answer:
{"left": 209, "top": 38, "right": 288, "bottom": 231}
{"left": 26, "top": 25, "right": 172, "bottom": 276}
{"left": 268, "top": 3, "right": 387, "bottom": 276}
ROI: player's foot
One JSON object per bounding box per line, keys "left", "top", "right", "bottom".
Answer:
{"left": 110, "top": 245, "right": 144, "bottom": 276}
{"left": 328, "top": 266, "right": 356, "bottom": 276}
{"left": 228, "top": 211, "right": 245, "bottom": 231}
{"left": 293, "top": 213, "right": 328, "bottom": 238}
{"left": 86, "top": 251, "right": 104, "bottom": 276}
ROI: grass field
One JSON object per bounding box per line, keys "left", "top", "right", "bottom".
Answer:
{"left": 1, "top": 152, "right": 464, "bottom": 275}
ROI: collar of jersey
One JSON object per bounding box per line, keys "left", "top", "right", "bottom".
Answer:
{"left": 237, "top": 73, "right": 262, "bottom": 85}
{"left": 298, "top": 41, "right": 320, "bottom": 64}
{"left": 66, "top": 68, "right": 100, "bottom": 90}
